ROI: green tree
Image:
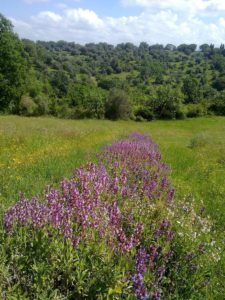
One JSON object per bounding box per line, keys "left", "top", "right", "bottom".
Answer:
{"left": 212, "top": 76, "right": 225, "bottom": 91}
{"left": 105, "top": 89, "right": 132, "bottom": 120}
{"left": 182, "top": 76, "right": 202, "bottom": 104}
{"left": 165, "top": 44, "right": 176, "bottom": 51}
{"left": 210, "top": 91, "right": 225, "bottom": 115}
{"left": 0, "top": 14, "right": 28, "bottom": 112}
{"left": 153, "top": 86, "right": 184, "bottom": 119}
{"left": 50, "top": 70, "right": 70, "bottom": 98}
{"left": 212, "top": 54, "right": 225, "bottom": 72}
{"left": 140, "top": 60, "right": 164, "bottom": 81}
{"left": 67, "top": 83, "right": 106, "bottom": 119}
{"left": 0, "top": 13, "right": 13, "bottom": 32}
{"left": 199, "top": 44, "right": 210, "bottom": 53}
{"left": 177, "top": 44, "right": 197, "bottom": 55}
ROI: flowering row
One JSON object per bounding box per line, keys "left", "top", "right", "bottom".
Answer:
{"left": 4, "top": 133, "right": 177, "bottom": 299}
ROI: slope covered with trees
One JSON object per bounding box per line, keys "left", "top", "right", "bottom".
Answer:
{"left": 1, "top": 13, "right": 225, "bottom": 120}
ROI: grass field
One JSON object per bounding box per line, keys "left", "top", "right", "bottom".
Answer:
{"left": 1, "top": 115, "right": 225, "bottom": 297}
{"left": 1, "top": 116, "right": 225, "bottom": 224}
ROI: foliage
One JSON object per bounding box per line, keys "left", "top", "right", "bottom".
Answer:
{"left": 105, "top": 89, "right": 132, "bottom": 120}
{"left": 67, "top": 83, "right": 107, "bottom": 119}
{"left": 182, "top": 76, "right": 202, "bottom": 104}
{"left": 212, "top": 76, "right": 225, "bottom": 91}
{"left": 185, "top": 103, "right": 208, "bottom": 118}
{"left": 34, "top": 95, "right": 50, "bottom": 115}
{"left": 177, "top": 44, "right": 197, "bottom": 55}
{"left": 212, "top": 54, "right": 225, "bottom": 72}
{"left": 0, "top": 14, "right": 28, "bottom": 112}
{"left": 1, "top": 13, "right": 225, "bottom": 117}
{"left": 135, "top": 107, "right": 154, "bottom": 121}
{"left": 19, "top": 95, "right": 38, "bottom": 116}
{"left": 210, "top": 91, "right": 225, "bottom": 115}
{"left": 0, "top": 13, "right": 13, "bottom": 33}
{"left": 153, "top": 86, "right": 184, "bottom": 119}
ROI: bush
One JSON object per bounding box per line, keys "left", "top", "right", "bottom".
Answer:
{"left": 67, "top": 83, "right": 106, "bottom": 119}
{"left": 186, "top": 103, "right": 207, "bottom": 118}
{"left": 153, "top": 86, "right": 184, "bottom": 119}
{"left": 34, "top": 95, "right": 49, "bottom": 115}
{"left": 105, "top": 89, "right": 132, "bottom": 120}
{"left": 135, "top": 115, "right": 145, "bottom": 122}
{"left": 98, "top": 77, "right": 121, "bottom": 90}
{"left": 175, "top": 108, "right": 186, "bottom": 119}
{"left": 55, "top": 103, "right": 72, "bottom": 119}
{"left": 182, "top": 76, "right": 202, "bottom": 104}
{"left": 19, "top": 95, "right": 38, "bottom": 116}
{"left": 135, "top": 107, "right": 154, "bottom": 121}
{"left": 209, "top": 91, "right": 225, "bottom": 115}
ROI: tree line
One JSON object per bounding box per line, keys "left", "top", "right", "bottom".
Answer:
{"left": 1, "top": 13, "right": 225, "bottom": 120}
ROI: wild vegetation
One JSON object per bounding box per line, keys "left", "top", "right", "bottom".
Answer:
{"left": 1, "top": 13, "right": 225, "bottom": 120}
{"left": 1, "top": 7, "right": 225, "bottom": 299}
{"left": 0, "top": 116, "right": 225, "bottom": 298}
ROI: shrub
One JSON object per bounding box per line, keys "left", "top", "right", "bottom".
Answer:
{"left": 186, "top": 103, "right": 207, "bottom": 118}
{"left": 135, "top": 107, "right": 154, "bottom": 121}
{"left": 19, "top": 95, "right": 38, "bottom": 116}
{"left": 34, "top": 95, "right": 49, "bottom": 115}
{"left": 105, "top": 89, "right": 132, "bottom": 120}
{"left": 55, "top": 103, "right": 74, "bottom": 119}
{"left": 67, "top": 83, "right": 106, "bottom": 119}
{"left": 135, "top": 115, "right": 145, "bottom": 122}
{"left": 175, "top": 108, "right": 186, "bottom": 119}
{"left": 209, "top": 91, "right": 225, "bottom": 116}
{"left": 153, "top": 86, "right": 184, "bottom": 119}
{"left": 182, "top": 76, "right": 202, "bottom": 104}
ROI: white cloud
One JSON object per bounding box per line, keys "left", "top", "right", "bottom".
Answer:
{"left": 219, "top": 17, "right": 225, "bottom": 27}
{"left": 11, "top": 5, "right": 225, "bottom": 45}
{"left": 65, "top": 8, "right": 104, "bottom": 29}
{"left": 208, "top": 0, "right": 225, "bottom": 10}
{"left": 122, "top": 0, "right": 205, "bottom": 10}
{"left": 34, "top": 11, "right": 62, "bottom": 22}
{"left": 122, "top": 0, "right": 225, "bottom": 11}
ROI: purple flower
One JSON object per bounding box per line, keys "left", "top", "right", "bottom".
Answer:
{"left": 151, "top": 290, "right": 161, "bottom": 300}
{"left": 4, "top": 132, "right": 178, "bottom": 299}
{"left": 157, "top": 266, "right": 165, "bottom": 279}
{"left": 132, "top": 249, "right": 149, "bottom": 299}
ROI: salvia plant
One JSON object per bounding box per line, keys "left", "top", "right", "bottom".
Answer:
{"left": 1, "top": 133, "right": 218, "bottom": 299}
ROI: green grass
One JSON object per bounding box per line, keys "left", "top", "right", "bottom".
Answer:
{"left": 1, "top": 115, "right": 225, "bottom": 229}
{"left": 1, "top": 115, "right": 225, "bottom": 297}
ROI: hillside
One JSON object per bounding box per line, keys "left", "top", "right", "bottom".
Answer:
{"left": 1, "top": 13, "right": 225, "bottom": 119}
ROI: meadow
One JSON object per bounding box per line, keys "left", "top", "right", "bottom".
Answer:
{"left": 1, "top": 116, "right": 225, "bottom": 223}
{"left": 0, "top": 115, "right": 225, "bottom": 298}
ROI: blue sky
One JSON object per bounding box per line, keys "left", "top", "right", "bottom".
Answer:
{"left": 1, "top": 0, "right": 141, "bottom": 18}
{"left": 1, "top": 0, "right": 225, "bottom": 45}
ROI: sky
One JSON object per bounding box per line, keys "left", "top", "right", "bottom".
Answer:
{"left": 1, "top": 0, "right": 225, "bottom": 45}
